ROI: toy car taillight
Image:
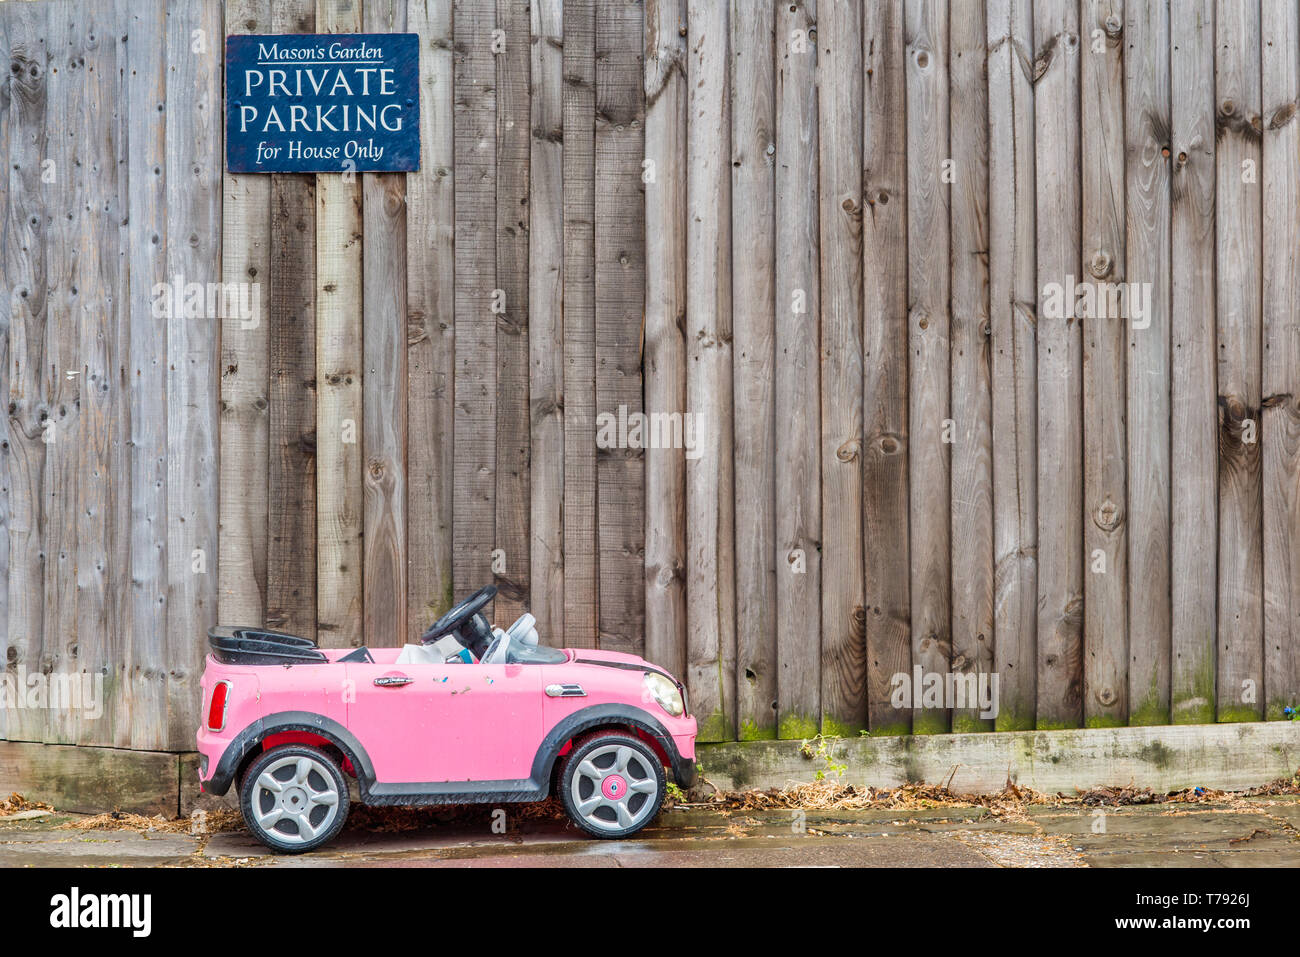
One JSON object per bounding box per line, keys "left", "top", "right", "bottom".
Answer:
{"left": 207, "top": 680, "right": 231, "bottom": 731}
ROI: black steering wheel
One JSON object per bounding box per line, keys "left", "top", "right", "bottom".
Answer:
{"left": 420, "top": 584, "right": 497, "bottom": 648}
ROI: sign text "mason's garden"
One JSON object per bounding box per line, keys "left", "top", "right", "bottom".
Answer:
{"left": 225, "top": 33, "right": 420, "bottom": 173}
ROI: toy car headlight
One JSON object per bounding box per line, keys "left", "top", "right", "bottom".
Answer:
{"left": 644, "top": 673, "right": 684, "bottom": 717}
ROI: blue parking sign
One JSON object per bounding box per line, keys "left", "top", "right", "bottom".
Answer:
{"left": 225, "top": 33, "right": 420, "bottom": 173}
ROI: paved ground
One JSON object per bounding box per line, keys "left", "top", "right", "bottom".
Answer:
{"left": 4, "top": 796, "right": 1300, "bottom": 867}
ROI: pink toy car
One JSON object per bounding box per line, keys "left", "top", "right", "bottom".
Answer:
{"left": 196, "top": 585, "right": 697, "bottom": 853}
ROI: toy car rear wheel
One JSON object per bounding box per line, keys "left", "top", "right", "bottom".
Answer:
{"left": 239, "top": 745, "right": 349, "bottom": 854}
{"left": 558, "top": 731, "right": 665, "bottom": 838}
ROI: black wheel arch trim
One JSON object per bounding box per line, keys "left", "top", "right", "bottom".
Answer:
{"left": 204, "top": 711, "right": 375, "bottom": 797}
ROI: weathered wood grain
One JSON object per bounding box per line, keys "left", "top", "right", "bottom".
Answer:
{"left": 562, "top": 0, "right": 596, "bottom": 647}
{"left": 0, "top": 0, "right": 14, "bottom": 744}
{"left": 595, "top": 0, "right": 645, "bottom": 656}
{"left": 1125, "top": 0, "right": 1173, "bottom": 727}
{"left": 643, "top": 0, "right": 688, "bottom": 678}
{"left": 494, "top": 0, "right": 530, "bottom": 626}
{"left": 817, "top": 0, "right": 864, "bottom": 737}
{"left": 1080, "top": 0, "right": 1127, "bottom": 727}
{"left": 363, "top": 0, "right": 408, "bottom": 647}
{"left": 905, "top": 0, "right": 949, "bottom": 734}
{"left": 219, "top": 0, "right": 272, "bottom": 638}
{"left": 0, "top": 740, "right": 182, "bottom": 815}
{"left": 266, "top": 2, "right": 318, "bottom": 641}
{"left": 775, "top": 0, "right": 821, "bottom": 738}
{"left": 125, "top": 0, "right": 170, "bottom": 749}
{"left": 529, "top": 0, "right": 565, "bottom": 648}
{"left": 949, "top": 0, "right": 993, "bottom": 733}
{"left": 315, "top": 0, "right": 364, "bottom": 649}
{"left": 40, "top": 0, "right": 80, "bottom": 746}
{"left": 1170, "top": 0, "right": 1217, "bottom": 723}
{"left": 1261, "top": 0, "right": 1300, "bottom": 720}
{"left": 453, "top": 0, "right": 497, "bottom": 621}
{"left": 164, "top": 0, "right": 222, "bottom": 747}
{"left": 1034, "top": 0, "right": 1083, "bottom": 729}
{"left": 405, "top": 0, "right": 455, "bottom": 638}
{"left": 1214, "top": 0, "right": 1263, "bottom": 722}
{"left": 987, "top": 0, "right": 1037, "bottom": 730}
{"left": 77, "top": 0, "right": 122, "bottom": 747}
{"left": 730, "top": 0, "right": 776, "bottom": 737}
{"left": 685, "top": 0, "right": 735, "bottom": 741}
{"left": 863, "top": 0, "right": 910, "bottom": 735}
{"left": 697, "top": 721, "right": 1300, "bottom": 794}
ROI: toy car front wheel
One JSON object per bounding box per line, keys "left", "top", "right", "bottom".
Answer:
{"left": 559, "top": 732, "right": 666, "bottom": 838}
{"left": 239, "top": 745, "right": 349, "bottom": 853}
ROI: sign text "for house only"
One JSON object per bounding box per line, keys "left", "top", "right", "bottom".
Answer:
{"left": 225, "top": 33, "right": 421, "bottom": 173}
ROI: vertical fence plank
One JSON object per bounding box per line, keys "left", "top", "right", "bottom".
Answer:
{"left": 219, "top": 0, "right": 272, "bottom": 638}
{"left": 406, "top": 0, "right": 455, "bottom": 639}
{"left": 78, "top": 0, "right": 119, "bottom": 746}
{"left": 595, "top": 0, "right": 645, "bottom": 655}
{"left": 5, "top": 0, "right": 49, "bottom": 746}
{"left": 949, "top": 0, "right": 992, "bottom": 732}
{"left": 643, "top": 0, "right": 688, "bottom": 677}
{"left": 363, "top": 0, "right": 408, "bottom": 647}
{"left": 1214, "top": 0, "right": 1263, "bottom": 722}
{"left": 405, "top": 0, "right": 455, "bottom": 640}
{"left": 1261, "top": 0, "right": 1300, "bottom": 719}
{"left": 495, "top": 0, "right": 530, "bottom": 625}
{"left": 863, "top": 0, "right": 910, "bottom": 735}
{"left": 730, "top": 0, "right": 776, "bottom": 736}
{"left": 562, "top": 0, "right": 596, "bottom": 647}
{"left": 817, "top": 0, "right": 864, "bottom": 737}
{"left": 686, "top": 0, "right": 735, "bottom": 740}
{"left": 453, "top": 0, "right": 498, "bottom": 618}
{"left": 775, "top": 0, "right": 821, "bottom": 737}
{"left": 41, "top": 0, "right": 80, "bottom": 745}
{"left": 0, "top": 1, "right": 14, "bottom": 743}
{"left": 266, "top": 1, "right": 317, "bottom": 638}
{"left": 125, "top": 0, "right": 170, "bottom": 748}
{"left": 905, "top": 0, "right": 948, "bottom": 734}
{"left": 1125, "top": 0, "right": 1172, "bottom": 727}
{"left": 1080, "top": 0, "right": 1127, "bottom": 726}
{"left": 104, "top": 3, "right": 132, "bottom": 748}
{"left": 315, "top": 0, "right": 364, "bottom": 649}
{"left": 164, "top": 0, "right": 222, "bottom": 746}
{"left": 1170, "top": 0, "right": 1217, "bottom": 723}
{"left": 988, "top": 0, "right": 1036, "bottom": 730}
{"left": 529, "top": 0, "right": 565, "bottom": 647}
{"left": 1034, "top": 0, "right": 1083, "bottom": 729}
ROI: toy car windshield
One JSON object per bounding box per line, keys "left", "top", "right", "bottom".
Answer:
{"left": 488, "top": 635, "right": 568, "bottom": 665}
{"left": 480, "top": 616, "right": 568, "bottom": 665}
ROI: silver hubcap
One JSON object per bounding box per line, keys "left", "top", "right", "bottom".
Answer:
{"left": 252, "top": 755, "right": 340, "bottom": 845}
{"left": 569, "top": 742, "right": 660, "bottom": 832}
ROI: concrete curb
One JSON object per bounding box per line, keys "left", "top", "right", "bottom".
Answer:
{"left": 696, "top": 722, "right": 1300, "bottom": 794}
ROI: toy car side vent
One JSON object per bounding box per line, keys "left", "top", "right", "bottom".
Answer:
{"left": 545, "top": 683, "right": 586, "bottom": 698}
{"left": 208, "top": 626, "right": 328, "bottom": 666}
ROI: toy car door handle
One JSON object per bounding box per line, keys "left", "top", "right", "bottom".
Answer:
{"left": 373, "top": 674, "right": 415, "bottom": 688}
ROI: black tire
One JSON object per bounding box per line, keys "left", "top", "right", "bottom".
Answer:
{"left": 558, "top": 731, "right": 666, "bottom": 839}
{"left": 239, "top": 745, "right": 350, "bottom": 854}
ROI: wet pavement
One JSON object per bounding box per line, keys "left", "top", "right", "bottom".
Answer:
{"left": 5, "top": 796, "right": 1300, "bottom": 867}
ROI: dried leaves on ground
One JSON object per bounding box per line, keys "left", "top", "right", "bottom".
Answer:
{"left": 0, "top": 793, "right": 53, "bottom": 817}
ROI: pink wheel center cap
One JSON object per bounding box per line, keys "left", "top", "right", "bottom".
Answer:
{"left": 601, "top": 775, "right": 627, "bottom": 800}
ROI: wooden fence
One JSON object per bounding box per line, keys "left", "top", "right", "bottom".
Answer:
{"left": 0, "top": 0, "right": 1298, "bottom": 756}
